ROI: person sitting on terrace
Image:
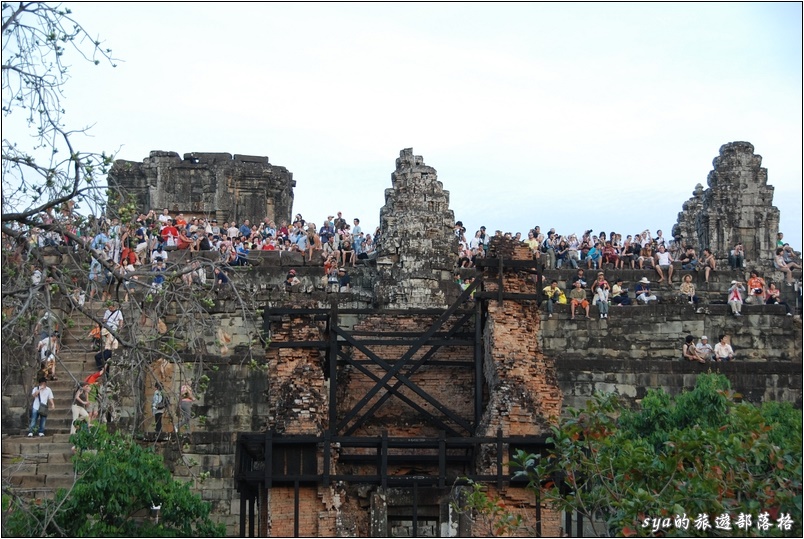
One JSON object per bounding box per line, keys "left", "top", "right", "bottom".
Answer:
{"left": 542, "top": 279, "right": 565, "bottom": 319}
{"left": 679, "top": 273, "right": 699, "bottom": 304}
{"left": 571, "top": 268, "right": 587, "bottom": 289}
{"left": 699, "top": 248, "right": 716, "bottom": 283}
{"left": 238, "top": 219, "right": 252, "bottom": 239}
{"left": 696, "top": 336, "right": 714, "bottom": 362}
{"left": 319, "top": 220, "right": 335, "bottom": 244}
{"left": 638, "top": 243, "right": 654, "bottom": 269}
{"left": 747, "top": 270, "right": 766, "bottom": 304}
{"left": 714, "top": 334, "right": 735, "bottom": 362}
{"left": 160, "top": 218, "right": 180, "bottom": 249}
{"left": 586, "top": 242, "right": 602, "bottom": 270}
{"left": 306, "top": 225, "right": 321, "bottom": 262}
{"left": 338, "top": 267, "right": 351, "bottom": 292}
{"left": 727, "top": 280, "right": 745, "bottom": 316}
{"left": 555, "top": 239, "right": 571, "bottom": 269}
{"left": 341, "top": 239, "right": 355, "bottom": 267}
{"left": 592, "top": 272, "right": 610, "bottom": 294}
{"left": 291, "top": 226, "right": 308, "bottom": 252}
{"left": 729, "top": 243, "right": 745, "bottom": 270}
{"left": 176, "top": 227, "right": 197, "bottom": 251}
{"left": 765, "top": 282, "right": 793, "bottom": 316}
{"left": 158, "top": 208, "right": 171, "bottom": 224}
{"left": 679, "top": 246, "right": 698, "bottom": 271}
{"left": 611, "top": 277, "right": 631, "bottom": 306}
{"left": 566, "top": 234, "right": 580, "bottom": 268}
{"left": 226, "top": 222, "right": 239, "bottom": 240}
{"left": 774, "top": 247, "right": 800, "bottom": 285}
{"left": 602, "top": 241, "right": 620, "bottom": 269}
{"left": 682, "top": 335, "right": 706, "bottom": 363}
{"left": 781, "top": 243, "right": 799, "bottom": 265}
{"left": 362, "top": 234, "right": 376, "bottom": 258}
{"left": 635, "top": 277, "right": 658, "bottom": 304}
{"left": 654, "top": 244, "right": 674, "bottom": 285}
{"left": 522, "top": 230, "right": 537, "bottom": 257}
{"left": 568, "top": 279, "right": 591, "bottom": 320}
{"left": 594, "top": 282, "right": 610, "bottom": 319}
{"left": 322, "top": 235, "right": 340, "bottom": 260}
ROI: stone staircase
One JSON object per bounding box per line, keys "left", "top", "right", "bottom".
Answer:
{"left": 2, "top": 301, "right": 110, "bottom": 501}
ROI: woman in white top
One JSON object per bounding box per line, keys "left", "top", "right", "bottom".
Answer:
{"left": 774, "top": 247, "right": 800, "bottom": 285}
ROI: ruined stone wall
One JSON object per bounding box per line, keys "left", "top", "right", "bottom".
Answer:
{"left": 108, "top": 151, "right": 295, "bottom": 226}
{"left": 477, "top": 239, "right": 562, "bottom": 441}
{"left": 267, "top": 485, "right": 340, "bottom": 537}
{"left": 266, "top": 312, "right": 328, "bottom": 435}
{"left": 674, "top": 142, "right": 780, "bottom": 265}
{"left": 11, "top": 143, "right": 794, "bottom": 537}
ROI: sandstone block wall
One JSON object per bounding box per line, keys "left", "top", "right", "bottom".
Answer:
{"left": 108, "top": 150, "right": 295, "bottom": 226}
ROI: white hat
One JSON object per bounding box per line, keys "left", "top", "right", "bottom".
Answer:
{"left": 701, "top": 336, "right": 708, "bottom": 340}
{"left": 731, "top": 280, "right": 738, "bottom": 284}
{"left": 639, "top": 277, "right": 650, "bottom": 284}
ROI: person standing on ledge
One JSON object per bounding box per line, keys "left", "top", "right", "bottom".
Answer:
{"left": 152, "top": 382, "right": 166, "bottom": 434}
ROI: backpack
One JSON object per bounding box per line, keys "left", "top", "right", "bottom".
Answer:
{"left": 156, "top": 391, "right": 170, "bottom": 410}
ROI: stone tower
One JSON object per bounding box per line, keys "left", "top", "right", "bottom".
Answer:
{"left": 375, "top": 148, "right": 460, "bottom": 309}
{"left": 673, "top": 142, "right": 780, "bottom": 265}
{"left": 107, "top": 151, "right": 295, "bottom": 226}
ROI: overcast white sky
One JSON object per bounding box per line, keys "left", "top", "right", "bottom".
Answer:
{"left": 49, "top": 2, "right": 803, "bottom": 248}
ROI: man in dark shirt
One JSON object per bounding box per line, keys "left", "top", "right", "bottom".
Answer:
{"left": 571, "top": 268, "right": 587, "bottom": 289}
{"left": 338, "top": 268, "right": 351, "bottom": 292}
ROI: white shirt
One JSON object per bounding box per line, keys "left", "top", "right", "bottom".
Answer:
{"left": 714, "top": 342, "right": 734, "bottom": 360}
{"left": 656, "top": 251, "right": 672, "bottom": 266}
{"left": 696, "top": 342, "right": 713, "bottom": 359}
{"left": 31, "top": 386, "right": 54, "bottom": 411}
{"left": 38, "top": 337, "right": 57, "bottom": 361}
{"left": 103, "top": 308, "right": 123, "bottom": 332}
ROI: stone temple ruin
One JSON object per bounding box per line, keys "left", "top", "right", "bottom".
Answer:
{"left": 673, "top": 141, "right": 780, "bottom": 267}
{"left": 108, "top": 151, "right": 295, "bottom": 226}
{"left": 5, "top": 144, "right": 800, "bottom": 537}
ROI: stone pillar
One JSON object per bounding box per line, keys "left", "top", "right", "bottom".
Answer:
{"left": 673, "top": 142, "right": 780, "bottom": 265}
{"left": 476, "top": 237, "right": 562, "bottom": 454}
{"left": 375, "top": 149, "right": 459, "bottom": 309}
{"left": 266, "top": 313, "right": 328, "bottom": 435}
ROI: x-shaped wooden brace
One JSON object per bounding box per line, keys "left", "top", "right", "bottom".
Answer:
{"left": 335, "top": 279, "right": 481, "bottom": 436}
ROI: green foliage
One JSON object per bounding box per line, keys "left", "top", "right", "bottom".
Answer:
{"left": 3, "top": 426, "right": 224, "bottom": 537}
{"left": 514, "top": 374, "right": 803, "bottom": 537}
{"left": 450, "top": 479, "right": 524, "bottom": 536}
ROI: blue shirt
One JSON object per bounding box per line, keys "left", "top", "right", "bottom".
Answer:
{"left": 91, "top": 232, "right": 109, "bottom": 250}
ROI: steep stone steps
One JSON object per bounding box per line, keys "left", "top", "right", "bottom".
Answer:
{"left": 2, "top": 433, "right": 77, "bottom": 501}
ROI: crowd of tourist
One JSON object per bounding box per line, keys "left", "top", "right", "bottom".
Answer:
{"left": 9, "top": 206, "right": 803, "bottom": 437}
{"left": 6, "top": 203, "right": 386, "bottom": 302}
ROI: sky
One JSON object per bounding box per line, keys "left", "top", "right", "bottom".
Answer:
{"left": 27, "top": 2, "right": 804, "bottom": 248}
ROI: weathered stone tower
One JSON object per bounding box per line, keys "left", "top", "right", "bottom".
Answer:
{"left": 375, "top": 148, "right": 460, "bottom": 309}
{"left": 673, "top": 142, "right": 780, "bottom": 265}
{"left": 107, "top": 151, "right": 295, "bottom": 226}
